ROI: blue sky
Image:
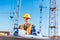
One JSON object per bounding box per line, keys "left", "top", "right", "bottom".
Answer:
{"left": 0, "top": 0, "right": 60, "bottom": 36}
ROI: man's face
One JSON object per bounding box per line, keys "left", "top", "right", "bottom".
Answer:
{"left": 24, "top": 18, "right": 30, "bottom": 24}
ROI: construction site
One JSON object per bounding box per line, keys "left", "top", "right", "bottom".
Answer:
{"left": 0, "top": 0, "right": 60, "bottom": 40}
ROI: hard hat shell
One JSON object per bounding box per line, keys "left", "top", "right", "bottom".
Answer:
{"left": 23, "top": 13, "right": 31, "bottom": 19}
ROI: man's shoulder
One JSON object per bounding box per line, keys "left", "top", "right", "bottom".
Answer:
{"left": 19, "top": 24, "right": 35, "bottom": 28}
{"left": 19, "top": 24, "right": 24, "bottom": 28}
{"left": 19, "top": 24, "right": 24, "bottom": 26}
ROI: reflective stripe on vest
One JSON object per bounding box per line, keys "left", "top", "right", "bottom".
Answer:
{"left": 20, "top": 24, "right": 32, "bottom": 35}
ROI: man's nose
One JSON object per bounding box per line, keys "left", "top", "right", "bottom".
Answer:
{"left": 26, "top": 19, "right": 28, "bottom": 20}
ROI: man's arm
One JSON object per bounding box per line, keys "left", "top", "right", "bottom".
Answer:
{"left": 13, "top": 25, "right": 21, "bottom": 36}
{"left": 13, "top": 29, "right": 18, "bottom": 36}
{"left": 31, "top": 25, "right": 37, "bottom": 35}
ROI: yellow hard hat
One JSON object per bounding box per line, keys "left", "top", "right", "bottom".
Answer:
{"left": 23, "top": 13, "right": 31, "bottom": 19}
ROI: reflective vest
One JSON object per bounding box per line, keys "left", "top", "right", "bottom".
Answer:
{"left": 20, "top": 24, "right": 32, "bottom": 35}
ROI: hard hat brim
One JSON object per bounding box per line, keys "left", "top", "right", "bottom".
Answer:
{"left": 23, "top": 17, "right": 31, "bottom": 19}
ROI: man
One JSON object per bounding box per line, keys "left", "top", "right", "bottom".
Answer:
{"left": 14, "top": 13, "right": 36, "bottom": 36}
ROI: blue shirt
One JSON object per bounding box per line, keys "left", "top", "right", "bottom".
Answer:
{"left": 14, "top": 24, "right": 37, "bottom": 36}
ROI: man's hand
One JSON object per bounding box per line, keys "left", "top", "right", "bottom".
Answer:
{"left": 18, "top": 29, "right": 26, "bottom": 36}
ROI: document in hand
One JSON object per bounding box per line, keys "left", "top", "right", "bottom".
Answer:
{"left": 18, "top": 29, "right": 26, "bottom": 37}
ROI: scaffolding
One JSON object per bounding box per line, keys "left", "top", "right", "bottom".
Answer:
{"left": 49, "top": 0, "right": 58, "bottom": 40}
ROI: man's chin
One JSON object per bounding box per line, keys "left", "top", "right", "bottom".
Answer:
{"left": 25, "top": 22, "right": 29, "bottom": 24}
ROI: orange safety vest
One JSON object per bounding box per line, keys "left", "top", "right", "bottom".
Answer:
{"left": 20, "top": 24, "right": 32, "bottom": 35}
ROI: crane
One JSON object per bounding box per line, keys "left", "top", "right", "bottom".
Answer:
{"left": 37, "top": 0, "right": 47, "bottom": 37}
{"left": 13, "top": 0, "right": 20, "bottom": 36}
